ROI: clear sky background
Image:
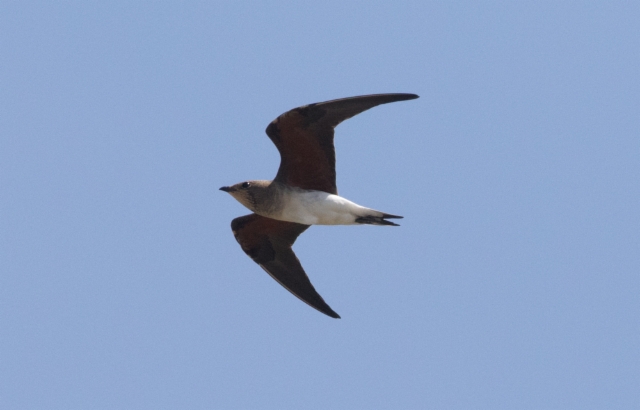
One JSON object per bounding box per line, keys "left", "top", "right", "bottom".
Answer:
{"left": 2, "top": 2, "right": 638, "bottom": 409}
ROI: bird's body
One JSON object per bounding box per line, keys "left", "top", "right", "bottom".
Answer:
{"left": 221, "top": 93, "right": 418, "bottom": 318}
{"left": 222, "top": 180, "right": 400, "bottom": 226}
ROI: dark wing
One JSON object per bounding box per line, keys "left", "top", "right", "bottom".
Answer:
{"left": 265, "top": 93, "right": 419, "bottom": 194}
{"left": 231, "top": 213, "right": 340, "bottom": 319}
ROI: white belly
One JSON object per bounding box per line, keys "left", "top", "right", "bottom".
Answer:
{"left": 277, "top": 190, "right": 370, "bottom": 225}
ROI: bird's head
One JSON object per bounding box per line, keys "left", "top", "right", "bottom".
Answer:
{"left": 219, "top": 180, "right": 272, "bottom": 212}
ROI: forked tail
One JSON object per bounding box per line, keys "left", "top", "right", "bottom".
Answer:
{"left": 355, "top": 213, "right": 403, "bottom": 226}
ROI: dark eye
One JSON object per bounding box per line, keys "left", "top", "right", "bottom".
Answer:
{"left": 241, "top": 182, "right": 250, "bottom": 188}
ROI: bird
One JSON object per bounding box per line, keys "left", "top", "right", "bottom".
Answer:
{"left": 220, "top": 93, "right": 419, "bottom": 318}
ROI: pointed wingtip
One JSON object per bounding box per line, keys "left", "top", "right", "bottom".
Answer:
{"left": 389, "top": 93, "right": 419, "bottom": 101}
{"left": 380, "top": 93, "right": 419, "bottom": 103}
{"left": 302, "top": 296, "right": 341, "bottom": 319}
{"left": 302, "top": 301, "right": 340, "bottom": 319}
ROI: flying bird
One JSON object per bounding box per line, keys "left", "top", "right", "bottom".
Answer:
{"left": 220, "top": 93, "right": 419, "bottom": 318}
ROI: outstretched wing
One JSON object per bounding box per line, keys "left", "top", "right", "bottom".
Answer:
{"left": 265, "top": 93, "right": 419, "bottom": 194}
{"left": 230, "top": 213, "right": 340, "bottom": 319}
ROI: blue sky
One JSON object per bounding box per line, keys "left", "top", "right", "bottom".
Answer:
{"left": 2, "top": 1, "right": 638, "bottom": 409}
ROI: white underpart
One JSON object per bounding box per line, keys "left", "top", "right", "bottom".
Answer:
{"left": 275, "top": 189, "right": 381, "bottom": 225}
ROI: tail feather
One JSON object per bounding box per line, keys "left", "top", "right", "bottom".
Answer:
{"left": 355, "top": 213, "right": 403, "bottom": 226}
